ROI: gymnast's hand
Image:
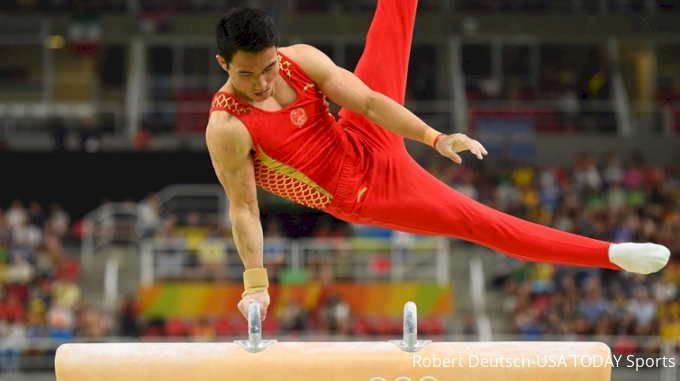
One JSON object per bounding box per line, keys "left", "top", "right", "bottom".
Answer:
{"left": 238, "top": 290, "right": 271, "bottom": 321}
{"left": 434, "top": 133, "right": 488, "bottom": 164}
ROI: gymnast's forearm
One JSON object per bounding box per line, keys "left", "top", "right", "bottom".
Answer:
{"left": 364, "top": 91, "right": 441, "bottom": 147}
{"left": 229, "top": 204, "right": 264, "bottom": 270}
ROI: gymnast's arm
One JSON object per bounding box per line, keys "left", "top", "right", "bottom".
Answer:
{"left": 205, "top": 112, "right": 270, "bottom": 319}
{"left": 292, "top": 44, "right": 436, "bottom": 144}
{"left": 290, "top": 44, "right": 487, "bottom": 163}
{"left": 206, "top": 112, "right": 263, "bottom": 269}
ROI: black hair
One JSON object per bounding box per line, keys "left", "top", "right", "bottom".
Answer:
{"left": 215, "top": 5, "right": 279, "bottom": 66}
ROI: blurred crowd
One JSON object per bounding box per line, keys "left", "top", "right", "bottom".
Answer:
{"left": 444, "top": 150, "right": 680, "bottom": 352}
{"left": 0, "top": 200, "right": 111, "bottom": 374}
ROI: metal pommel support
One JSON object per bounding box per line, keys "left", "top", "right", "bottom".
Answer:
{"left": 389, "top": 301, "right": 432, "bottom": 352}
{"left": 234, "top": 303, "right": 277, "bottom": 353}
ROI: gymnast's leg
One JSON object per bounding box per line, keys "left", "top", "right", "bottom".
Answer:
{"left": 345, "top": 154, "right": 670, "bottom": 274}
{"left": 337, "top": 0, "right": 418, "bottom": 152}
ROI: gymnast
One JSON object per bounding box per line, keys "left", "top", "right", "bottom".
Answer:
{"left": 205, "top": 0, "right": 671, "bottom": 321}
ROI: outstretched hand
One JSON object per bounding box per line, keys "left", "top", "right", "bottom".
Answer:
{"left": 237, "top": 289, "right": 271, "bottom": 321}
{"left": 434, "top": 133, "right": 488, "bottom": 164}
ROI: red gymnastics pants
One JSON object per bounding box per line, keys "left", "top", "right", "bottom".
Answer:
{"left": 325, "top": 0, "right": 619, "bottom": 270}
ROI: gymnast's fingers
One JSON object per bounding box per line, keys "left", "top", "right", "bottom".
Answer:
{"left": 448, "top": 149, "right": 462, "bottom": 164}
{"left": 259, "top": 301, "right": 268, "bottom": 321}
{"left": 468, "top": 142, "right": 479, "bottom": 158}
{"left": 473, "top": 141, "right": 487, "bottom": 160}
{"left": 238, "top": 296, "right": 267, "bottom": 321}
{"left": 478, "top": 141, "right": 488, "bottom": 155}
{"left": 237, "top": 299, "right": 249, "bottom": 320}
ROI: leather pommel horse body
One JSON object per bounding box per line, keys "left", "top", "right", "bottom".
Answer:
{"left": 55, "top": 303, "right": 612, "bottom": 381}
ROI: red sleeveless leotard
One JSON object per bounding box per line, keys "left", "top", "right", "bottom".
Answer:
{"left": 209, "top": 52, "right": 364, "bottom": 212}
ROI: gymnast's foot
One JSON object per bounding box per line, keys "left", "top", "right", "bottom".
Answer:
{"left": 608, "top": 243, "right": 671, "bottom": 274}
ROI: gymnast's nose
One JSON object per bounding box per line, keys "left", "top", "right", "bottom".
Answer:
{"left": 257, "top": 75, "right": 267, "bottom": 90}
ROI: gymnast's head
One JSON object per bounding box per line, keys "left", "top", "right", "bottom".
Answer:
{"left": 215, "top": 6, "right": 280, "bottom": 100}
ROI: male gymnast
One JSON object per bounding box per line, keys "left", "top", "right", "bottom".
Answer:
{"left": 205, "top": 1, "right": 671, "bottom": 321}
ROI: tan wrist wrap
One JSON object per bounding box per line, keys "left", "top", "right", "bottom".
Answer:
{"left": 423, "top": 128, "right": 442, "bottom": 148}
{"left": 242, "top": 268, "right": 269, "bottom": 298}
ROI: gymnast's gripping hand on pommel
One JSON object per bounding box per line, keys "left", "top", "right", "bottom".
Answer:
{"left": 238, "top": 272, "right": 271, "bottom": 321}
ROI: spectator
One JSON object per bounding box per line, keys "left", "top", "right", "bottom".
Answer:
{"left": 263, "top": 218, "right": 287, "bottom": 280}
{"left": 188, "top": 316, "right": 217, "bottom": 341}
{"left": 279, "top": 297, "right": 308, "bottom": 333}
{"left": 27, "top": 202, "right": 46, "bottom": 231}
{"left": 0, "top": 293, "right": 25, "bottom": 323}
{"left": 579, "top": 281, "right": 608, "bottom": 325}
{"left": 47, "top": 303, "right": 75, "bottom": 342}
{"left": 50, "top": 117, "right": 68, "bottom": 152}
{"left": 0, "top": 316, "right": 26, "bottom": 374}
{"left": 653, "top": 274, "right": 677, "bottom": 303}
{"left": 5, "top": 256, "right": 34, "bottom": 287}
{"left": 0, "top": 210, "right": 9, "bottom": 248}
{"left": 5, "top": 200, "right": 27, "bottom": 231}
{"left": 627, "top": 287, "right": 657, "bottom": 334}
{"left": 460, "top": 312, "right": 478, "bottom": 336}
{"left": 195, "top": 226, "right": 227, "bottom": 280}
{"left": 132, "top": 126, "right": 157, "bottom": 151}
{"left": 12, "top": 218, "right": 43, "bottom": 255}
{"left": 573, "top": 152, "right": 603, "bottom": 193}
{"left": 51, "top": 277, "right": 81, "bottom": 310}
{"left": 602, "top": 153, "right": 625, "bottom": 187}
{"left": 174, "top": 211, "right": 209, "bottom": 256}
{"left": 321, "top": 294, "right": 351, "bottom": 334}
{"left": 76, "top": 307, "right": 111, "bottom": 339}
{"left": 117, "top": 295, "right": 141, "bottom": 338}
{"left": 46, "top": 203, "right": 70, "bottom": 238}
{"left": 79, "top": 116, "right": 101, "bottom": 153}
{"left": 136, "top": 193, "right": 161, "bottom": 238}
{"left": 154, "top": 216, "right": 186, "bottom": 280}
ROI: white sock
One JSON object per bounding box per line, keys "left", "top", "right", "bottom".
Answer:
{"left": 608, "top": 243, "right": 671, "bottom": 274}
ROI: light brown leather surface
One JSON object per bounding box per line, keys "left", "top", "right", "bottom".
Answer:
{"left": 55, "top": 341, "right": 612, "bottom": 381}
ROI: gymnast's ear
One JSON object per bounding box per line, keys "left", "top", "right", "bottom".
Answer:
{"left": 216, "top": 55, "right": 229, "bottom": 71}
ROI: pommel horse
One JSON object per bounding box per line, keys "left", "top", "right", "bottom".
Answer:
{"left": 55, "top": 302, "right": 612, "bottom": 381}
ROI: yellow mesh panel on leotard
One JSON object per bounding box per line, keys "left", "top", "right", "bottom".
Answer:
{"left": 254, "top": 149, "right": 333, "bottom": 210}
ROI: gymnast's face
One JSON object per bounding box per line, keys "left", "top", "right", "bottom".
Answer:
{"left": 219, "top": 47, "right": 279, "bottom": 102}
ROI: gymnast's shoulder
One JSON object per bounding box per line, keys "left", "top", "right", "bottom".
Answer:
{"left": 206, "top": 110, "right": 252, "bottom": 154}
{"left": 279, "top": 44, "right": 340, "bottom": 81}
{"left": 279, "top": 44, "right": 328, "bottom": 63}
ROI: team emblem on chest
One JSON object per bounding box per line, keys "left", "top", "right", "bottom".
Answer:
{"left": 290, "top": 107, "right": 307, "bottom": 127}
